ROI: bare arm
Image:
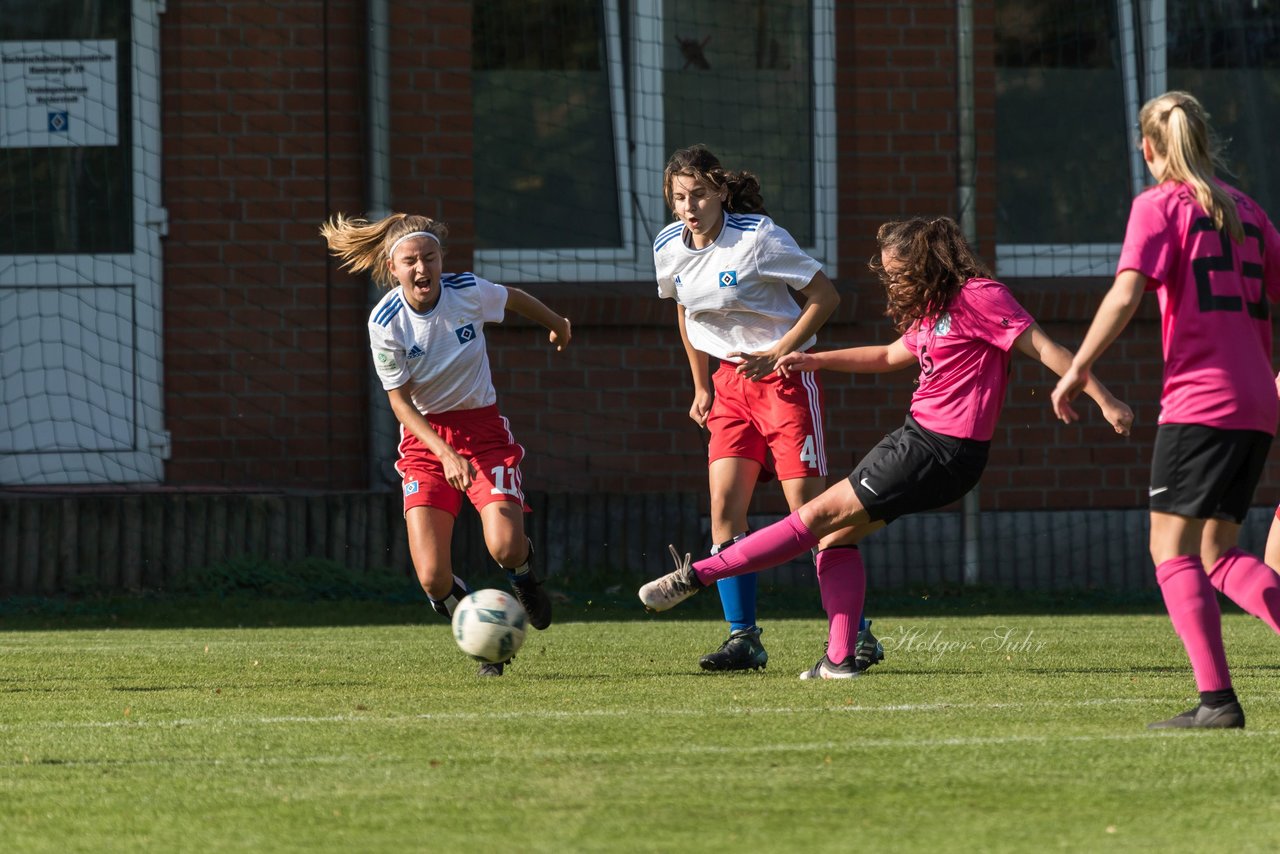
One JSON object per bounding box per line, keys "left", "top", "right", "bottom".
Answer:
{"left": 677, "top": 304, "right": 713, "bottom": 427}
{"left": 1050, "top": 269, "right": 1146, "bottom": 423}
{"left": 1015, "top": 322, "right": 1133, "bottom": 436}
{"left": 387, "top": 385, "right": 475, "bottom": 489}
{"left": 732, "top": 271, "right": 841, "bottom": 380}
{"left": 777, "top": 337, "right": 916, "bottom": 377}
{"left": 503, "top": 286, "right": 572, "bottom": 351}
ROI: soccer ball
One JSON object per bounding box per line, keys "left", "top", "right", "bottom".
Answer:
{"left": 451, "top": 589, "right": 528, "bottom": 663}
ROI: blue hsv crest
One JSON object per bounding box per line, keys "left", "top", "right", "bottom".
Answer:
{"left": 455, "top": 323, "right": 476, "bottom": 344}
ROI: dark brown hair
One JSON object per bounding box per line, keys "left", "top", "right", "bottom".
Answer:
{"left": 662, "top": 145, "right": 767, "bottom": 217}
{"left": 869, "top": 217, "right": 992, "bottom": 333}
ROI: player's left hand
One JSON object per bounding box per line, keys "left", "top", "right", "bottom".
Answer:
{"left": 550, "top": 317, "right": 572, "bottom": 351}
{"left": 1050, "top": 364, "right": 1088, "bottom": 424}
{"left": 1101, "top": 397, "right": 1134, "bottom": 436}
{"left": 776, "top": 352, "right": 815, "bottom": 378}
{"left": 730, "top": 350, "right": 778, "bottom": 381}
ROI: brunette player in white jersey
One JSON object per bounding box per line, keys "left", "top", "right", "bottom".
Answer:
{"left": 321, "top": 212, "right": 571, "bottom": 677}
{"left": 655, "top": 144, "right": 882, "bottom": 673}
{"left": 1054, "top": 92, "right": 1280, "bottom": 729}
{"left": 642, "top": 217, "right": 1132, "bottom": 679}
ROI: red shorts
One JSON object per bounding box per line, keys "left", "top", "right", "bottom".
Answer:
{"left": 706, "top": 362, "right": 827, "bottom": 480}
{"left": 395, "top": 404, "right": 529, "bottom": 517}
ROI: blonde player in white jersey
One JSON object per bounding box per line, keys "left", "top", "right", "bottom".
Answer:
{"left": 653, "top": 145, "right": 880, "bottom": 673}
{"left": 321, "top": 212, "right": 571, "bottom": 677}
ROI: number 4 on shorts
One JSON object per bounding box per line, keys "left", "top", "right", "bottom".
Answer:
{"left": 800, "top": 435, "right": 818, "bottom": 469}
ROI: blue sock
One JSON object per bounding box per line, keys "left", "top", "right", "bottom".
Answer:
{"left": 716, "top": 574, "right": 758, "bottom": 633}
{"left": 860, "top": 615, "right": 869, "bottom": 632}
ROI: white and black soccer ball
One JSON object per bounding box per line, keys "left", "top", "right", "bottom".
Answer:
{"left": 451, "top": 589, "right": 528, "bottom": 664}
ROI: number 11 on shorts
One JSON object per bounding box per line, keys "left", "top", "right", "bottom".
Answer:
{"left": 490, "top": 465, "right": 522, "bottom": 497}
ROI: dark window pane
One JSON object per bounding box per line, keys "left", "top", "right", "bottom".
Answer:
{"left": 995, "top": 0, "right": 1131, "bottom": 243}
{"left": 472, "top": 0, "right": 622, "bottom": 250}
{"left": 1167, "top": 0, "right": 1280, "bottom": 215}
{"left": 662, "top": 0, "right": 814, "bottom": 246}
{"left": 0, "top": 0, "right": 132, "bottom": 255}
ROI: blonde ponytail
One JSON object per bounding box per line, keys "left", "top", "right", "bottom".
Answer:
{"left": 319, "top": 212, "right": 449, "bottom": 289}
{"left": 1139, "top": 91, "right": 1243, "bottom": 243}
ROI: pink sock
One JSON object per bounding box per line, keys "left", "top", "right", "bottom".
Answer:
{"left": 1156, "top": 555, "right": 1232, "bottom": 692}
{"left": 694, "top": 511, "right": 819, "bottom": 584}
{"left": 1208, "top": 547, "right": 1280, "bottom": 635}
{"left": 816, "top": 547, "right": 865, "bottom": 663}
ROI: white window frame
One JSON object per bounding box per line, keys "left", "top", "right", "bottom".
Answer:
{"left": 474, "top": 0, "right": 838, "bottom": 283}
{"left": 0, "top": 0, "right": 167, "bottom": 485}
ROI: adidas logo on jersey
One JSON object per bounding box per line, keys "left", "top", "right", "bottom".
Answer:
{"left": 407, "top": 344, "right": 424, "bottom": 360}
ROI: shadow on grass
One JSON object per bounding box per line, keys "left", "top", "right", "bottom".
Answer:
{"left": 0, "top": 554, "right": 1178, "bottom": 630}
{"left": 0, "top": 587, "right": 1173, "bottom": 633}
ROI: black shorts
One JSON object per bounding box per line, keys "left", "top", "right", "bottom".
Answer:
{"left": 848, "top": 414, "right": 990, "bottom": 523}
{"left": 1149, "top": 424, "right": 1272, "bottom": 523}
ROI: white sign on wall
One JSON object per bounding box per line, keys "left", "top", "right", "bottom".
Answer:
{"left": 0, "top": 40, "right": 118, "bottom": 148}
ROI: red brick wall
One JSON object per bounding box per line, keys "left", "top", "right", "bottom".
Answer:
{"left": 386, "top": 0, "right": 476, "bottom": 269}
{"left": 156, "top": 1, "right": 1279, "bottom": 513}
{"left": 161, "top": 0, "right": 369, "bottom": 487}
{"left": 483, "top": 285, "right": 1174, "bottom": 516}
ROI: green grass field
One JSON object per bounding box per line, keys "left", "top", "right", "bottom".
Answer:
{"left": 3, "top": 594, "right": 1279, "bottom": 852}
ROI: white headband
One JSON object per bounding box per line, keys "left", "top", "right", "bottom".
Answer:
{"left": 388, "top": 230, "right": 441, "bottom": 258}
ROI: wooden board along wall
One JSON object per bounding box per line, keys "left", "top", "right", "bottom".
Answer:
{"left": 1, "top": 493, "right": 1275, "bottom": 596}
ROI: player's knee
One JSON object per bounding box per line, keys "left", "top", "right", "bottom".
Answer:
{"left": 418, "top": 569, "right": 454, "bottom": 600}
{"left": 489, "top": 538, "right": 530, "bottom": 570}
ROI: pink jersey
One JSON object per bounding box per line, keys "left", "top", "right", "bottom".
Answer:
{"left": 900, "top": 278, "right": 1033, "bottom": 441}
{"left": 1118, "top": 181, "right": 1280, "bottom": 434}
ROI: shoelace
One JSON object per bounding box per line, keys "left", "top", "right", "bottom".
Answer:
{"left": 666, "top": 544, "right": 693, "bottom": 578}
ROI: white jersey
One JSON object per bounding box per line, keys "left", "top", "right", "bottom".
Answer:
{"left": 367, "top": 272, "right": 508, "bottom": 414}
{"left": 653, "top": 213, "right": 823, "bottom": 361}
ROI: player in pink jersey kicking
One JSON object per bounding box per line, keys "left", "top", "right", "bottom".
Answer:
{"left": 1053, "top": 91, "right": 1280, "bottom": 729}
{"left": 1267, "top": 503, "right": 1280, "bottom": 573}
{"left": 641, "top": 216, "right": 1132, "bottom": 678}
{"left": 1266, "top": 375, "right": 1280, "bottom": 573}
{"left": 655, "top": 144, "right": 882, "bottom": 673}
{"left": 322, "top": 213, "right": 571, "bottom": 677}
